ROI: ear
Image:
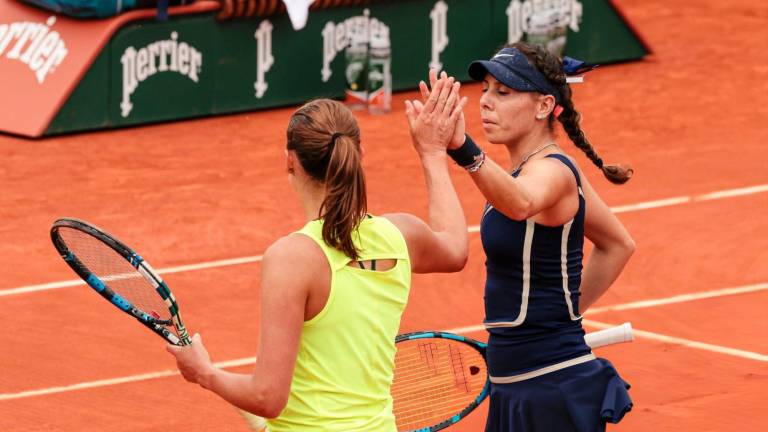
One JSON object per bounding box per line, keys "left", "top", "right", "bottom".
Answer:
{"left": 359, "top": 144, "right": 366, "bottom": 160}
{"left": 285, "top": 149, "right": 295, "bottom": 174}
{"left": 535, "top": 94, "right": 557, "bottom": 120}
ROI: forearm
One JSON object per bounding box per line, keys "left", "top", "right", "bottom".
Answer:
{"left": 200, "top": 368, "right": 281, "bottom": 418}
{"left": 468, "top": 156, "right": 533, "bottom": 220}
{"left": 579, "top": 245, "right": 633, "bottom": 311}
{"left": 420, "top": 154, "right": 468, "bottom": 267}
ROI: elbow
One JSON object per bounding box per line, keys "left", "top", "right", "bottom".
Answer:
{"left": 244, "top": 384, "right": 289, "bottom": 419}
{"left": 623, "top": 236, "right": 636, "bottom": 257}
{"left": 248, "top": 395, "right": 287, "bottom": 419}
{"left": 262, "top": 388, "right": 289, "bottom": 418}
{"left": 507, "top": 196, "right": 535, "bottom": 221}
{"left": 438, "top": 233, "right": 469, "bottom": 272}
{"left": 615, "top": 236, "right": 636, "bottom": 262}
{"left": 594, "top": 235, "right": 635, "bottom": 260}
{"left": 447, "top": 249, "right": 469, "bottom": 272}
{"left": 260, "top": 401, "right": 286, "bottom": 420}
{"left": 446, "top": 235, "right": 469, "bottom": 272}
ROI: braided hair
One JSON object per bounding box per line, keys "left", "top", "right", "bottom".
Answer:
{"left": 509, "top": 42, "right": 633, "bottom": 184}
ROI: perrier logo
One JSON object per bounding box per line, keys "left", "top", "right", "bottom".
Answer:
{"left": 320, "top": 9, "right": 389, "bottom": 83}
{"left": 120, "top": 31, "right": 203, "bottom": 118}
{"left": 506, "top": 0, "right": 583, "bottom": 55}
{"left": 0, "top": 16, "right": 68, "bottom": 84}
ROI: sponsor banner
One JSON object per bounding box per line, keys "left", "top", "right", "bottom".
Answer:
{"left": 0, "top": 0, "right": 217, "bottom": 137}
{"left": 210, "top": 0, "right": 492, "bottom": 116}
{"left": 0, "top": 1, "right": 107, "bottom": 137}
{"left": 563, "top": 0, "right": 648, "bottom": 63}
{"left": 490, "top": 0, "right": 648, "bottom": 63}
{"left": 37, "top": 0, "right": 646, "bottom": 135}
{"left": 109, "top": 15, "right": 214, "bottom": 126}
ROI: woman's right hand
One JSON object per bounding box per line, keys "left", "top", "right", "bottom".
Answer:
{"left": 404, "top": 74, "right": 467, "bottom": 159}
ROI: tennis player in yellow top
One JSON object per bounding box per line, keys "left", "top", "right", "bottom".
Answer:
{"left": 167, "top": 76, "right": 469, "bottom": 431}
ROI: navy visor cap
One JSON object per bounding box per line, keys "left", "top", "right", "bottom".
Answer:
{"left": 468, "top": 47, "right": 562, "bottom": 103}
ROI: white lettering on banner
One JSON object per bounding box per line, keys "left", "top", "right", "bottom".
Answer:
{"left": 506, "top": 0, "right": 583, "bottom": 43}
{"left": 321, "top": 9, "right": 389, "bottom": 82}
{"left": 120, "top": 32, "right": 203, "bottom": 118}
{"left": 254, "top": 20, "right": 274, "bottom": 99}
{"left": 430, "top": 1, "right": 449, "bottom": 71}
{"left": 0, "top": 16, "right": 68, "bottom": 84}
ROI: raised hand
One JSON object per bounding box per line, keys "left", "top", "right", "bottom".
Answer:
{"left": 416, "top": 69, "right": 467, "bottom": 150}
{"left": 405, "top": 75, "right": 468, "bottom": 158}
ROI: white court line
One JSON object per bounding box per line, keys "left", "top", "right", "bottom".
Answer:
{"left": 443, "top": 319, "right": 768, "bottom": 362}
{"left": 586, "top": 282, "right": 768, "bottom": 314}
{"left": 2, "top": 314, "right": 765, "bottom": 402}
{"left": 610, "top": 196, "right": 691, "bottom": 214}
{"left": 0, "top": 357, "right": 256, "bottom": 402}
{"left": 442, "top": 281, "right": 768, "bottom": 329}
{"left": 1, "top": 184, "right": 765, "bottom": 401}
{"left": 3, "top": 182, "right": 767, "bottom": 298}
{"left": 0, "top": 255, "right": 264, "bottom": 297}
{"left": 582, "top": 319, "right": 768, "bottom": 362}
{"left": 696, "top": 184, "right": 768, "bottom": 201}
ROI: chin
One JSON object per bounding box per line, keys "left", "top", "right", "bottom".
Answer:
{"left": 482, "top": 130, "right": 508, "bottom": 145}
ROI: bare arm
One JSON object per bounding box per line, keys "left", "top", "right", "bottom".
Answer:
{"left": 390, "top": 75, "right": 468, "bottom": 273}
{"left": 468, "top": 156, "right": 573, "bottom": 221}
{"left": 167, "top": 235, "right": 322, "bottom": 418}
{"left": 579, "top": 176, "right": 636, "bottom": 311}
{"left": 416, "top": 70, "right": 571, "bottom": 222}
{"left": 384, "top": 155, "right": 467, "bottom": 274}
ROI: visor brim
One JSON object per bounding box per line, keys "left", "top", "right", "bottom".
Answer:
{"left": 468, "top": 60, "right": 538, "bottom": 93}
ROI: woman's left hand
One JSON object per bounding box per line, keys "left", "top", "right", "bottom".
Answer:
{"left": 405, "top": 73, "right": 467, "bottom": 158}
{"left": 417, "top": 69, "right": 467, "bottom": 150}
{"left": 166, "top": 333, "right": 214, "bottom": 386}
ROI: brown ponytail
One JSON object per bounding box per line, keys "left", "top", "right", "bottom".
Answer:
{"left": 286, "top": 99, "right": 367, "bottom": 259}
{"left": 509, "top": 42, "right": 633, "bottom": 184}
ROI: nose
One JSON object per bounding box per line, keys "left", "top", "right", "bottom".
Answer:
{"left": 479, "top": 91, "right": 492, "bottom": 111}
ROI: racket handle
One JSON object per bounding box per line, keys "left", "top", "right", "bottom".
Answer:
{"left": 584, "top": 322, "right": 634, "bottom": 349}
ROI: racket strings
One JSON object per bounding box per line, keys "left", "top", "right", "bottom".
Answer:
{"left": 58, "top": 228, "right": 172, "bottom": 323}
{"left": 393, "top": 381, "right": 483, "bottom": 414}
{"left": 392, "top": 339, "right": 487, "bottom": 429}
{"left": 392, "top": 375, "right": 484, "bottom": 410}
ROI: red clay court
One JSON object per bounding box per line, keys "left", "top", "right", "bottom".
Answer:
{"left": 0, "top": 0, "right": 766, "bottom": 430}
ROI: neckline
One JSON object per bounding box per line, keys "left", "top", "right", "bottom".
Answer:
{"left": 511, "top": 142, "right": 558, "bottom": 174}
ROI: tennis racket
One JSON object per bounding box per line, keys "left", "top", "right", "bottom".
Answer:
{"left": 50, "top": 217, "right": 190, "bottom": 346}
{"left": 392, "top": 322, "right": 634, "bottom": 431}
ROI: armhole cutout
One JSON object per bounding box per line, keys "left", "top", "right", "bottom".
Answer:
{"left": 347, "top": 258, "right": 397, "bottom": 271}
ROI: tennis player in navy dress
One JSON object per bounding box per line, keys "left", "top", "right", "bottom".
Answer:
{"left": 416, "top": 42, "right": 636, "bottom": 431}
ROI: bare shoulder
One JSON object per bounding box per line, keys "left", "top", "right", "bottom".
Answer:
{"left": 519, "top": 154, "right": 576, "bottom": 188}
{"left": 262, "top": 233, "right": 326, "bottom": 272}
{"left": 529, "top": 152, "right": 578, "bottom": 173}
{"left": 381, "top": 212, "right": 428, "bottom": 237}
{"left": 381, "top": 212, "right": 422, "bottom": 226}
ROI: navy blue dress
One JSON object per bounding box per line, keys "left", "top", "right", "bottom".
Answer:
{"left": 481, "top": 154, "right": 632, "bottom": 432}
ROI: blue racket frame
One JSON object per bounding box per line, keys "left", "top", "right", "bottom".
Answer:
{"left": 51, "top": 218, "right": 191, "bottom": 346}
{"left": 394, "top": 331, "right": 490, "bottom": 432}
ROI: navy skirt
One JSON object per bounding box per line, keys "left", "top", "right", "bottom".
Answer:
{"left": 485, "top": 358, "right": 632, "bottom": 432}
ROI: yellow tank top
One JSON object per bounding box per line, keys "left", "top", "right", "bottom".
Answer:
{"left": 267, "top": 215, "right": 411, "bottom": 432}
